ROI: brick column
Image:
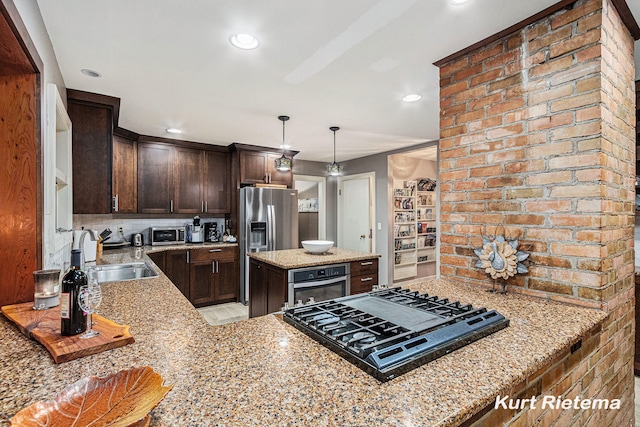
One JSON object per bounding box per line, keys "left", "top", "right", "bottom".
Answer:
{"left": 437, "top": 0, "right": 635, "bottom": 425}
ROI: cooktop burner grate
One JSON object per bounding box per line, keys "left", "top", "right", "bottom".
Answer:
{"left": 283, "top": 287, "right": 509, "bottom": 382}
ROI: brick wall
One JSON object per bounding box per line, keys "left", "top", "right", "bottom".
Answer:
{"left": 437, "top": 0, "right": 635, "bottom": 425}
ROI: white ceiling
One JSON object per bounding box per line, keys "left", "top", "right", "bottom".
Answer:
{"left": 36, "top": 0, "right": 640, "bottom": 163}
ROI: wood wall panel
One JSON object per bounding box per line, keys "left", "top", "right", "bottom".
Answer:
{"left": 0, "top": 73, "right": 37, "bottom": 306}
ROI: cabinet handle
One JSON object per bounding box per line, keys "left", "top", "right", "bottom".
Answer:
{"left": 360, "top": 277, "right": 373, "bottom": 282}
{"left": 186, "top": 251, "right": 190, "bottom": 263}
{"left": 360, "top": 261, "right": 373, "bottom": 266}
{"left": 209, "top": 249, "right": 222, "bottom": 253}
{"left": 201, "top": 201, "right": 204, "bottom": 212}
{"left": 212, "top": 260, "right": 219, "bottom": 273}
{"left": 170, "top": 200, "right": 174, "bottom": 213}
{"left": 216, "top": 260, "right": 219, "bottom": 273}
{"left": 113, "top": 194, "right": 119, "bottom": 212}
{"left": 205, "top": 201, "right": 208, "bottom": 212}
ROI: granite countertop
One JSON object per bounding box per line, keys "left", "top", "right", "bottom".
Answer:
{"left": 0, "top": 247, "right": 606, "bottom": 426}
{"left": 248, "top": 247, "right": 381, "bottom": 269}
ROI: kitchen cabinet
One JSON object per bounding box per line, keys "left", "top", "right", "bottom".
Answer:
{"left": 189, "top": 246, "right": 239, "bottom": 307}
{"left": 350, "top": 258, "right": 379, "bottom": 294}
{"left": 164, "top": 249, "right": 190, "bottom": 299}
{"left": 239, "top": 150, "right": 292, "bottom": 186}
{"left": 174, "top": 146, "right": 205, "bottom": 213}
{"left": 203, "top": 151, "right": 230, "bottom": 214}
{"left": 137, "top": 139, "right": 230, "bottom": 214}
{"left": 67, "top": 90, "right": 120, "bottom": 214}
{"left": 112, "top": 132, "right": 137, "bottom": 213}
{"left": 147, "top": 251, "right": 165, "bottom": 271}
{"left": 249, "top": 259, "right": 287, "bottom": 318}
{"left": 137, "top": 141, "right": 174, "bottom": 214}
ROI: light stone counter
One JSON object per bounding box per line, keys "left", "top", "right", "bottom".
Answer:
{"left": 0, "top": 246, "right": 606, "bottom": 426}
{"left": 248, "top": 247, "right": 380, "bottom": 269}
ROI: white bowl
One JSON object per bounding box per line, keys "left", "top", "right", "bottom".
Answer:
{"left": 301, "top": 240, "right": 334, "bottom": 254}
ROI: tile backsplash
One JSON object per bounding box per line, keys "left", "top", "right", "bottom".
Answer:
{"left": 72, "top": 215, "right": 225, "bottom": 243}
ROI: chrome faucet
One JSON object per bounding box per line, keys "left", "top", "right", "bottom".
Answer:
{"left": 77, "top": 229, "right": 99, "bottom": 270}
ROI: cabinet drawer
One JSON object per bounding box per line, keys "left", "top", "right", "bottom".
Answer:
{"left": 350, "top": 258, "right": 378, "bottom": 276}
{"left": 350, "top": 273, "right": 378, "bottom": 295}
{"left": 189, "top": 246, "right": 238, "bottom": 262}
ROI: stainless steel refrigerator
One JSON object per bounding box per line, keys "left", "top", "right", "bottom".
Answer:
{"left": 239, "top": 187, "right": 299, "bottom": 304}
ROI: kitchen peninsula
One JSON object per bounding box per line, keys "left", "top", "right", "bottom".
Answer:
{"left": 0, "top": 247, "right": 606, "bottom": 427}
{"left": 248, "top": 248, "right": 380, "bottom": 317}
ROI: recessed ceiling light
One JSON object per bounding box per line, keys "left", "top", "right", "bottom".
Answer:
{"left": 166, "top": 128, "right": 182, "bottom": 134}
{"left": 449, "top": 0, "right": 471, "bottom": 5}
{"left": 229, "top": 33, "right": 260, "bottom": 50}
{"left": 402, "top": 94, "right": 422, "bottom": 103}
{"left": 81, "top": 69, "right": 101, "bottom": 78}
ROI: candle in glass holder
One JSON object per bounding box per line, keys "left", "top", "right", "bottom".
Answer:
{"left": 33, "top": 269, "right": 61, "bottom": 310}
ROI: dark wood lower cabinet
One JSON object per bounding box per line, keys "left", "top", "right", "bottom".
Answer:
{"left": 164, "top": 250, "right": 190, "bottom": 300}
{"left": 153, "top": 247, "right": 239, "bottom": 307}
{"left": 249, "top": 257, "right": 379, "bottom": 318}
{"left": 249, "top": 259, "right": 287, "bottom": 318}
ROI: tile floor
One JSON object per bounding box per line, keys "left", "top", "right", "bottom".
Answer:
{"left": 197, "top": 302, "right": 248, "bottom": 326}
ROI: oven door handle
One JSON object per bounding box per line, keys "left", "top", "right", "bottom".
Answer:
{"left": 292, "top": 276, "right": 347, "bottom": 289}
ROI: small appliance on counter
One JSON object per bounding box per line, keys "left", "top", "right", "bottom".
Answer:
{"left": 204, "top": 222, "right": 220, "bottom": 243}
{"left": 150, "top": 227, "right": 185, "bottom": 246}
{"left": 131, "top": 233, "right": 144, "bottom": 247}
{"left": 187, "top": 216, "right": 204, "bottom": 243}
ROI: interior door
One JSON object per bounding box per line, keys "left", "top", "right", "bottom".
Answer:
{"left": 338, "top": 174, "right": 373, "bottom": 252}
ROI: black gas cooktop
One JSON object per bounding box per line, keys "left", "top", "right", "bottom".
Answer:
{"left": 283, "top": 287, "right": 509, "bottom": 382}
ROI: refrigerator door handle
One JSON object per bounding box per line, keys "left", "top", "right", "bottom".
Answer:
{"left": 268, "top": 204, "right": 276, "bottom": 250}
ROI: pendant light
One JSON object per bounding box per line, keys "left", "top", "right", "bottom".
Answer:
{"left": 274, "top": 115, "right": 292, "bottom": 172}
{"left": 326, "top": 126, "right": 343, "bottom": 176}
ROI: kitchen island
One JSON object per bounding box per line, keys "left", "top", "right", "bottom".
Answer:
{"left": 0, "top": 246, "right": 606, "bottom": 426}
{"left": 248, "top": 248, "right": 381, "bottom": 317}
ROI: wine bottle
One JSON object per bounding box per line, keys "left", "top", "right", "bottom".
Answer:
{"left": 60, "top": 249, "right": 88, "bottom": 336}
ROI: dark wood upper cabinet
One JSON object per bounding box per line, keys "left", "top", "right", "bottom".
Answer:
{"left": 239, "top": 150, "right": 293, "bottom": 187}
{"left": 174, "top": 146, "right": 204, "bottom": 214}
{"left": 204, "top": 150, "right": 230, "bottom": 214}
{"left": 137, "top": 141, "right": 174, "bottom": 214}
{"left": 67, "top": 91, "right": 119, "bottom": 214}
{"left": 112, "top": 133, "right": 137, "bottom": 213}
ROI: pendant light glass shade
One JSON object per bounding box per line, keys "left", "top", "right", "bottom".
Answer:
{"left": 274, "top": 116, "right": 292, "bottom": 172}
{"left": 326, "top": 126, "right": 343, "bottom": 176}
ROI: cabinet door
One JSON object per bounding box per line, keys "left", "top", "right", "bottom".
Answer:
{"left": 266, "top": 264, "right": 287, "bottom": 315}
{"left": 138, "top": 142, "right": 173, "bottom": 213}
{"left": 174, "top": 147, "right": 204, "bottom": 213}
{"left": 249, "top": 260, "right": 267, "bottom": 318}
{"left": 68, "top": 101, "right": 113, "bottom": 213}
{"left": 165, "top": 249, "right": 190, "bottom": 299}
{"left": 112, "top": 135, "right": 137, "bottom": 213}
{"left": 204, "top": 151, "right": 230, "bottom": 213}
{"left": 240, "top": 151, "right": 267, "bottom": 184}
{"left": 266, "top": 153, "right": 293, "bottom": 187}
{"left": 147, "top": 251, "right": 165, "bottom": 272}
{"left": 189, "top": 261, "right": 216, "bottom": 307}
{"left": 213, "top": 258, "right": 238, "bottom": 302}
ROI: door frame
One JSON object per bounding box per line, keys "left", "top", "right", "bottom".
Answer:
{"left": 293, "top": 174, "right": 327, "bottom": 240}
{"left": 337, "top": 172, "right": 375, "bottom": 252}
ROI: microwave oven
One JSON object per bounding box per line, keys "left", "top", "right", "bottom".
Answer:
{"left": 150, "top": 227, "right": 185, "bottom": 246}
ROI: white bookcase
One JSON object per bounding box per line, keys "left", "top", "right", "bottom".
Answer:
{"left": 393, "top": 177, "right": 437, "bottom": 282}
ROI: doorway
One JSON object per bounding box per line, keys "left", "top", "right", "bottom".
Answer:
{"left": 337, "top": 172, "right": 375, "bottom": 252}
{"left": 294, "top": 175, "right": 327, "bottom": 246}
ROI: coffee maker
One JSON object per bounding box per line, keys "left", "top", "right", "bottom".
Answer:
{"left": 190, "top": 216, "right": 204, "bottom": 243}
{"left": 204, "top": 222, "right": 220, "bottom": 243}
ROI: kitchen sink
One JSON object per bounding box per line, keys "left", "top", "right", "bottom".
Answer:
{"left": 87, "top": 262, "right": 158, "bottom": 283}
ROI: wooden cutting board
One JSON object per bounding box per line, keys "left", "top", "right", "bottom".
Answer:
{"left": 1, "top": 302, "right": 134, "bottom": 363}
